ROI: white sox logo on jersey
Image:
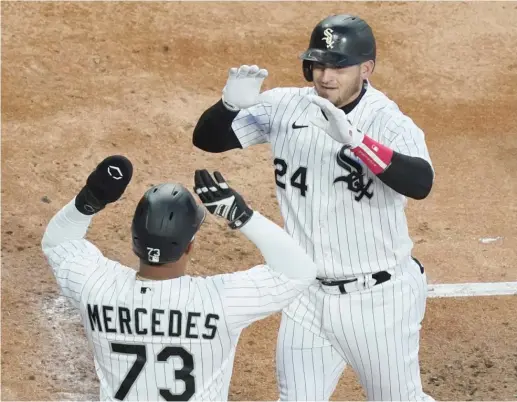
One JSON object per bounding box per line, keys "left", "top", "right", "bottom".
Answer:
{"left": 333, "top": 145, "right": 374, "bottom": 202}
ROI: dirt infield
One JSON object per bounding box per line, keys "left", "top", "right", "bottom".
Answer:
{"left": 2, "top": 2, "right": 517, "bottom": 400}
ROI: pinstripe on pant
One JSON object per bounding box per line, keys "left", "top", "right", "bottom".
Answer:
{"left": 276, "top": 260, "right": 434, "bottom": 401}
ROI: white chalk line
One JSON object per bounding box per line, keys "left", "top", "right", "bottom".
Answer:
{"left": 427, "top": 281, "right": 517, "bottom": 298}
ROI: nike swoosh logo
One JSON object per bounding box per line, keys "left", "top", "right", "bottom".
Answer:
{"left": 292, "top": 122, "right": 309, "bottom": 129}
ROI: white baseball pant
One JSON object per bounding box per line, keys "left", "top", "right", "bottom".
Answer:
{"left": 275, "top": 257, "right": 434, "bottom": 401}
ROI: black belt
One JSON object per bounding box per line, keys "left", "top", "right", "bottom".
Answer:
{"left": 317, "top": 271, "right": 392, "bottom": 294}
{"left": 412, "top": 257, "right": 425, "bottom": 274}
{"left": 317, "top": 257, "right": 424, "bottom": 295}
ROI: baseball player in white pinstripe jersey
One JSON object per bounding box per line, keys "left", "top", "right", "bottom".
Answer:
{"left": 41, "top": 155, "right": 318, "bottom": 401}
{"left": 193, "top": 14, "right": 435, "bottom": 401}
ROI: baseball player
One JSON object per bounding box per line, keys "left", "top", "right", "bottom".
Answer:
{"left": 41, "top": 155, "right": 318, "bottom": 401}
{"left": 192, "top": 14, "right": 435, "bottom": 401}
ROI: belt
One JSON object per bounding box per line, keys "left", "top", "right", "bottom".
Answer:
{"left": 412, "top": 257, "right": 425, "bottom": 274}
{"left": 317, "top": 271, "right": 392, "bottom": 295}
{"left": 317, "top": 257, "right": 424, "bottom": 295}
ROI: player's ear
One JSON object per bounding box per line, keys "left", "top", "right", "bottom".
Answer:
{"left": 360, "top": 60, "right": 374, "bottom": 79}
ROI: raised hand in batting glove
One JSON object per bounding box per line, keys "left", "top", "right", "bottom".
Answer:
{"left": 75, "top": 155, "right": 133, "bottom": 215}
{"left": 194, "top": 170, "right": 253, "bottom": 229}
{"left": 306, "top": 95, "right": 365, "bottom": 149}
{"left": 221, "top": 64, "right": 269, "bottom": 112}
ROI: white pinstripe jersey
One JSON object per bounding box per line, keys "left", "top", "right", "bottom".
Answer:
{"left": 232, "top": 81, "right": 433, "bottom": 278}
{"left": 42, "top": 201, "right": 307, "bottom": 401}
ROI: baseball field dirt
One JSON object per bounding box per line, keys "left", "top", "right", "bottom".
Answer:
{"left": 2, "top": 1, "right": 517, "bottom": 400}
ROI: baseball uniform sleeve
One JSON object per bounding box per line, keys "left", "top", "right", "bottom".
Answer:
{"left": 212, "top": 211, "right": 318, "bottom": 331}
{"left": 216, "top": 266, "right": 309, "bottom": 331}
{"left": 231, "top": 88, "right": 287, "bottom": 148}
{"left": 41, "top": 198, "right": 104, "bottom": 308}
{"left": 383, "top": 116, "right": 433, "bottom": 166}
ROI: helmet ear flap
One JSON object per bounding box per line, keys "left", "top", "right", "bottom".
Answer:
{"left": 303, "top": 60, "right": 313, "bottom": 82}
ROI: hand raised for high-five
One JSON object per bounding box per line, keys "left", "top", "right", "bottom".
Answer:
{"left": 306, "top": 95, "right": 364, "bottom": 148}
{"left": 75, "top": 155, "right": 133, "bottom": 215}
{"left": 193, "top": 170, "right": 254, "bottom": 229}
{"left": 221, "top": 64, "right": 269, "bottom": 111}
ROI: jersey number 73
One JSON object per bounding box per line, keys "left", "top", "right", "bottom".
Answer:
{"left": 111, "top": 342, "right": 195, "bottom": 401}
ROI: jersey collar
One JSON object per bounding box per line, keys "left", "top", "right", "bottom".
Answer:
{"left": 340, "top": 80, "right": 368, "bottom": 114}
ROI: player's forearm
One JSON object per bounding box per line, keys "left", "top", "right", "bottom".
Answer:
{"left": 192, "top": 99, "right": 242, "bottom": 153}
{"left": 239, "top": 212, "right": 317, "bottom": 281}
{"left": 376, "top": 152, "right": 433, "bottom": 199}
{"left": 41, "top": 198, "right": 93, "bottom": 251}
{"left": 351, "top": 136, "right": 434, "bottom": 200}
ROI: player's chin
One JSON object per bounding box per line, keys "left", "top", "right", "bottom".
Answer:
{"left": 316, "top": 89, "right": 339, "bottom": 105}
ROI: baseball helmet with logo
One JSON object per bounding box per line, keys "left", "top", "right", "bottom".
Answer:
{"left": 299, "top": 14, "right": 376, "bottom": 82}
{"left": 131, "top": 183, "right": 206, "bottom": 265}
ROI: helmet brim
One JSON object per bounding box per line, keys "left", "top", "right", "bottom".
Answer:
{"left": 299, "top": 48, "right": 361, "bottom": 68}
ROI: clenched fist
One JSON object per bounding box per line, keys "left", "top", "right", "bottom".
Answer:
{"left": 75, "top": 155, "right": 133, "bottom": 215}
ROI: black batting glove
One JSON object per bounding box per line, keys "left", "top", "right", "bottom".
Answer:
{"left": 75, "top": 155, "right": 133, "bottom": 215}
{"left": 193, "top": 169, "right": 253, "bottom": 229}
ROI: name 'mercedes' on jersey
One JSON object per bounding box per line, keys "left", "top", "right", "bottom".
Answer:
{"left": 41, "top": 201, "right": 308, "bottom": 401}
{"left": 231, "top": 82, "right": 433, "bottom": 278}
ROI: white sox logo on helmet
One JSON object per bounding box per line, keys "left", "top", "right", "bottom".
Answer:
{"left": 322, "top": 28, "right": 335, "bottom": 49}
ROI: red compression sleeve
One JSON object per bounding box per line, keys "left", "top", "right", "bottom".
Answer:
{"left": 351, "top": 136, "right": 394, "bottom": 175}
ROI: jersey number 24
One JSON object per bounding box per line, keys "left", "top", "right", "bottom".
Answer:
{"left": 111, "top": 342, "right": 194, "bottom": 401}
{"left": 274, "top": 158, "right": 308, "bottom": 197}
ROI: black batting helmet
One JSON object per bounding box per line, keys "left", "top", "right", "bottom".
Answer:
{"left": 299, "top": 14, "right": 376, "bottom": 82}
{"left": 131, "top": 183, "right": 206, "bottom": 265}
